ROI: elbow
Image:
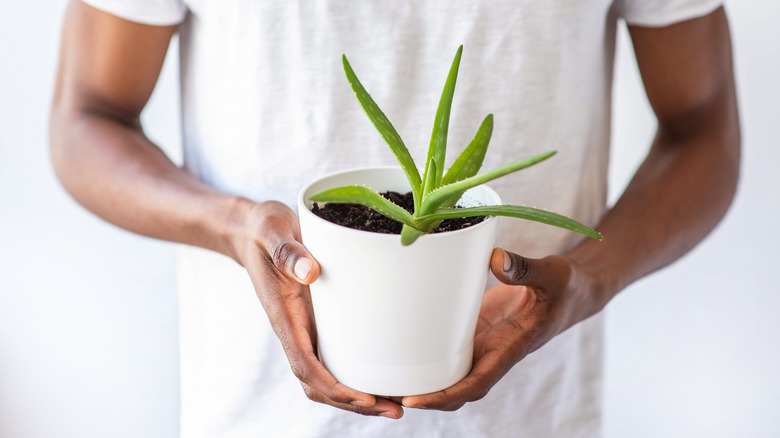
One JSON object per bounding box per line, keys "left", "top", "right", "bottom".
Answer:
{"left": 48, "top": 106, "right": 96, "bottom": 210}
{"left": 700, "top": 101, "right": 741, "bottom": 220}
{"left": 707, "top": 100, "right": 741, "bottom": 224}
{"left": 654, "top": 96, "right": 741, "bottom": 226}
{"left": 48, "top": 100, "right": 91, "bottom": 202}
{"left": 719, "top": 93, "right": 741, "bottom": 210}
{"left": 49, "top": 103, "right": 73, "bottom": 193}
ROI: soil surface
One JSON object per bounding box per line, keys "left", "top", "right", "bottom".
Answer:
{"left": 311, "top": 191, "right": 486, "bottom": 235}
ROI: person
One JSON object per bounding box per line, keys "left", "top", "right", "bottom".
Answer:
{"left": 50, "top": 0, "right": 740, "bottom": 436}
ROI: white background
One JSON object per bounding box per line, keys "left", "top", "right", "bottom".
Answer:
{"left": 1, "top": 1, "right": 778, "bottom": 437}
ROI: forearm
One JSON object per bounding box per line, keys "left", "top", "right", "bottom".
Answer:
{"left": 567, "top": 115, "right": 740, "bottom": 308}
{"left": 50, "top": 108, "right": 252, "bottom": 262}
{"left": 564, "top": 7, "right": 741, "bottom": 311}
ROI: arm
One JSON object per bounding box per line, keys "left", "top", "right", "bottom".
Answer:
{"left": 51, "top": 0, "right": 404, "bottom": 419}
{"left": 402, "top": 7, "right": 740, "bottom": 410}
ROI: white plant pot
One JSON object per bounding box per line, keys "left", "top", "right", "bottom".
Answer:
{"left": 298, "top": 167, "right": 500, "bottom": 396}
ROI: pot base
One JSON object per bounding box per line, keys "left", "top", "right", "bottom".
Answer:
{"left": 319, "top": 343, "right": 474, "bottom": 397}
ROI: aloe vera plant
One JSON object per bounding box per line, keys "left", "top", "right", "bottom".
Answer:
{"left": 310, "top": 46, "right": 603, "bottom": 246}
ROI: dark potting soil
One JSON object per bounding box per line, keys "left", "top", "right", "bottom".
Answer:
{"left": 311, "top": 191, "right": 487, "bottom": 235}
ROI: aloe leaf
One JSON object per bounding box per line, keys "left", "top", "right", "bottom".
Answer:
{"left": 310, "top": 185, "right": 415, "bottom": 228}
{"left": 442, "top": 114, "right": 493, "bottom": 186}
{"left": 417, "top": 205, "right": 603, "bottom": 241}
{"left": 422, "top": 45, "right": 463, "bottom": 195}
{"left": 342, "top": 55, "right": 422, "bottom": 206}
{"left": 400, "top": 225, "right": 426, "bottom": 246}
{"left": 420, "top": 150, "right": 557, "bottom": 215}
{"left": 422, "top": 160, "right": 438, "bottom": 203}
{"left": 438, "top": 114, "right": 494, "bottom": 209}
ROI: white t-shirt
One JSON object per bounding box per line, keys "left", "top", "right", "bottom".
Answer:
{"left": 80, "top": 0, "right": 722, "bottom": 436}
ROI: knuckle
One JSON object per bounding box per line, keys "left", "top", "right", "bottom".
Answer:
{"left": 301, "top": 384, "right": 316, "bottom": 401}
{"left": 261, "top": 200, "right": 288, "bottom": 212}
{"left": 289, "top": 359, "right": 307, "bottom": 382}
{"left": 443, "top": 402, "right": 465, "bottom": 412}
{"left": 348, "top": 405, "right": 375, "bottom": 417}
{"left": 470, "top": 389, "right": 489, "bottom": 402}
{"left": 270, "top": 240, "right": 297, "bottom": 272}
{"left": 255, "top": 212, "right": 286, "bottom": 236}
{"left": 426, "top": 391, "right": 449, "bottom": 409}
{"left": 302, "top": 383, "right": 374, "bottom": 415}
{"left": 256, "top": 202, "right": 299, "bottom": 232}
{"left": 327, "top": 383, "right": 350, "bottom": 403}
{"left": 508, "top": 254, "right": 534, "bottom": 284}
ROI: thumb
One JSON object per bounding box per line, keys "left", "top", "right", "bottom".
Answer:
{"left": 489, "top": 248, "right": 546, "bottom": 288}
{"left": 267, "top": 239, "right": 321, "bottom": 285}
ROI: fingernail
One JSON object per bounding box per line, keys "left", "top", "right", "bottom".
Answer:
{"left": 378, "top": 411, "right": 397, "bottom": 419}
{"left": 351, "top": 400, "right": 369, "bottom": 407}
{"left": 502, "top": 249, "right": 512, "bottom": 272}
{"left": 294, "top": 258, "right": 312, "bottom": 281}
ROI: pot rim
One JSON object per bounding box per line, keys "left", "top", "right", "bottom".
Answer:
{"left": 297, "top": 166, "right": 501, "bottom": 242}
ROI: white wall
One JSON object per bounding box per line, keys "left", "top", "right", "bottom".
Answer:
{"left": 1, "top": 2, "right": 778, "bottom": 437}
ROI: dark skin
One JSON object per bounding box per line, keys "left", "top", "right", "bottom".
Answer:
{"left": 51, "top": 1, "right": 739, "bottom": 419}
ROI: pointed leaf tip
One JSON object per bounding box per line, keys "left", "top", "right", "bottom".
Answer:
{"left": 341, "top": 52, "right": 422, "bottom": 202}
{"left": 423, "top": 44, "right": 465, "bottom": 194}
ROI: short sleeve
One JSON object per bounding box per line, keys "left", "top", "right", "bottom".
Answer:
{"left": 79, "top": 0, "right": 187, "bottom": 26}
{"left": 619, "top": 0, "right": 724, "bottom": 27}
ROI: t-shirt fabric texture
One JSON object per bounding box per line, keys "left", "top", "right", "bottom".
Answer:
{"left": 79, "top": 0, "right": 723, "bottom": 436}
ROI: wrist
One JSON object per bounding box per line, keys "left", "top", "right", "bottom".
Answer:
{"left": 211, "top": 195, "right": 258, "bottom": 264}
{"left": 564, "top": 248, "right": 618, "bottom": 321}
{"left": 221, "top": 198, "right": 303, "bottom": 267}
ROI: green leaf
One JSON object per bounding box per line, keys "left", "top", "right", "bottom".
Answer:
{"left": 442, "top": 113, "right": 493, "bottom": 186}
{"left": 422, "top": 45, "right": 463, "bottom": 195}
{"left": 420, "top": 150, "right": 557, "bottom": 215}
{"left": 417, "top": 205, "right": 603, "bottom": 241}
{"left": 309, "top": 185, "right": 415, "bottom": 228}
{"left": 438, "top": 114, "right": 494, "bottom": 209}
{"left": 342, "top": 54, "right": 422, "bottom": 207}
{"left": 422, "top": 160, "right": 438, "bottom": 204}
{"left": 400, "top": 225, "right": 426, "bottom": 246}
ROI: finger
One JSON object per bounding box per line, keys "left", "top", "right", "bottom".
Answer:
{"left": 290, "top": 350, "right": 378, "bottom": 408}
{"left": 490, "top": 248, "right": 570, "bottom": 290}
{"left": 489, "top": 248, "right": 541, "bottom": 287}
{"left": 257, "top": 213, "right": 321, "bottom": 285}
{"left": 252, "top": 276, "right": 375, "bottom": 409}
{"left": 365, "top": 398, "right": 405, "bottom": 419}
{"left": 387, "top": 396, "right": 404, "bottom": 404}
{"left": 302, "top": 383, "right": 405, "bottom": 419}
{"left": 266, "top": 292, "right": 390, "bottom": 414}
{"left": 269, "top": 238, "right": 320, "bottom": 285}
{"left": 401, "top": 348, "right": 506, "bottom": 411}
{"left": 270, "top": 297, "right": 378, "bottom": 409}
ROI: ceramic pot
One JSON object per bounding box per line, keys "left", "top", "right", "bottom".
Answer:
{"left": 298, "top": 167, "right": 500, "bottom": 396}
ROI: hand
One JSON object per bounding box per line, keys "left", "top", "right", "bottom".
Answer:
{"left": 233, "top": 200, "right": 405, "bottom": 419}
{"left": 401, "top": 248, "right": 604, "bottom": 411}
